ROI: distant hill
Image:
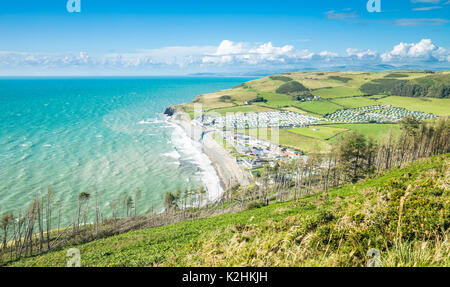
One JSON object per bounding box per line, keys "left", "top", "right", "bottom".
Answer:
{"left": 180, "top": 71, "right": 450, "bottom": 116}
{"left": 176, "top": 71, "right": 450, "bottom": 154}
{"left": 360, "top": 73, "right": 450, "bottom": 98}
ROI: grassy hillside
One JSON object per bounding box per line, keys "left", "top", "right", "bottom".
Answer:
{"left": 180, "top": 71, "right": 450, "bottom": 115}
{"left": 9, "top": 154, "right": 449, "bottom": 267}
{"left": 361, "top": 73, "right": 450, "bottom": 98}
{"left": 325, "top": 124, "right": 401, "bottom": 141}
{"left": 287, "top": 126, "right": 348, "bottom": 140}
{"left": 178, "top": 71, "right": 450, "bottom": 154}
{"left": 377, "top": 96, "right": 450, "bottom": 116}
{"left": 234, "top": 123, "right": 400, "bottom": 154}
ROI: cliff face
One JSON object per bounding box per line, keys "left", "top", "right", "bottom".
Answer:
{"left": 164, "top": 106, "right": 176, "bottom": 116}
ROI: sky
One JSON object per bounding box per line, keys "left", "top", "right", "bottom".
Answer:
{"left": 0, "top": 0, "right": 449, "bottom": 75}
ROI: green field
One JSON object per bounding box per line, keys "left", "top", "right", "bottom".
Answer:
{"left": 367, "top": 94, "right": 388, "bottom": 100}
{"left": 179, "top": 71, "right": 449, "bottom": 118}
{"left": 287, "top": 126, "right": 348, "bottom": 140}
{"left": 325, "top": 123, "right": 401, "bottom": 141}
{"left": 312, "top": 86, "right": 364, "bottom": 99}
{"left": 277, "top": 130, "right": 330, "bottom": 153}
{"left": 376, "top": 96, "right": 450, "bottom": 116}
{"left": 239, "top": 128, "right": 331, "bottom": 154}
{"left": 281, "top": 106, "right": 320, "bottom": 117}
{"left": 256, "top": 92, "right": 296, "bottom": 108}
{"left": 330, "top": 96, "right": 378, "bottom": 108}
{"left": 9, "top": 155, "right": 449, "bottom": 267}
{"left": 207, "top": 105, "right": 275, "bottom": 115}
{"left": 295, "top": 100, "right": 342, "bottom": 116}
{"left": 176, "top": 71, "right": 449, "bottom": 152}
{"left": 288, "top": 123, "right": 401, "bottom": 145}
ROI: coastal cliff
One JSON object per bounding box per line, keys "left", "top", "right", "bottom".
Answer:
{"left": 164, "top": 106, "right": 176, "bottom": 117}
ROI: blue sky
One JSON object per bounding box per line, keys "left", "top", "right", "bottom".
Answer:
{"left": 1, "top": 0, "right": 449, "bottom": 75}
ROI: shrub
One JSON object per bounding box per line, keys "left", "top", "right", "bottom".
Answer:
{"left": 276, "top": 81, "right": 309, "bottom": 95}
{"left": 360, "top": 74, "right": 450, "bottom": 98}
{"left": 269, "top": 75, "right": 292, "bottom": 82}
{"left": 219, "top": 95, "right": 232, "bottom": 102}
{"left": 248, "top": 96, "right": 267, "bottom": 103}
{"left": 385, "top": 73, "right": 409, "bottom": 78}
{"left": 292, "top": 92, "right": 314, "bottom": 101}
{"left": 328, "top": 76, "right": 351, "bottom": 83}
{"left": 245, "top": 200, "right": 264, "bottom": 210}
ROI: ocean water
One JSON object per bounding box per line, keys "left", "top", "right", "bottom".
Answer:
{"left": 0, "top": 77, "right": 252, "bottom": 226}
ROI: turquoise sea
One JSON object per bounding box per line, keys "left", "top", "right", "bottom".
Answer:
{"left": 0, "top": 77, "right": 252, "bottom": 226}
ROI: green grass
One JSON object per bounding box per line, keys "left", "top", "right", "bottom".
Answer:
{"left": 278, "top": 130, "right": 330, "bottom": 153}
{"left": 376, "top": 96, "right": 450, "bottom": 116}
{"left": 255, "top": 92, "right": 295, "bottom": 108}
{"left": 182, "top": 72, "right": 449, "bottom": 117}
{"left": 367, "top": 94, "right": 388, "bottom": 100}
{"left": 330, "top": 96, "right": 378, "bottom": 108}
{"left": 207, "top": 105, "right": 275, "bottom": 115}
{"left": 324, "top": 123, "right": 401, "bottom": 141}
{"left": 312, "top": 86, "right": 364, "bottom": 99}
{"left": 9, "top": 200, "right": 317, "bottom": 267}
{"left": 178, "top": 71, "right": 448, "bottom": 154}
{"left": 9, "top": 154, "right": 449, "bottom": 267}
{"left": 287, "top": 126, "right": 348, "bottom": 140}
{"left": 295, "top": 100, "right": 342, "bottom": 116}
{"left": 238, "top": 128, "right": 331, "bottom": 154}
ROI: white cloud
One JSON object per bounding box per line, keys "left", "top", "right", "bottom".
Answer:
{"left": 381, "top": 39, "right": 449, "bottom": 62}
{"left": 325, "top": 10, "right": 357, "bottom": 20}
{"left": 0, "top": 51, "right": 93, "bottom": 67}
{"left": 1, "top": 39, "right": 449, "bottom": 75}
{"left": 411, "top": 0, "right": 441, "bottom": 3}
{"left": 410, "top": 0, "right": 449, "bottom": 11}
{"left": 412, "top": 6, "right": 443, "bottom": 10}
{"left": 202, "top": 40, "right": 297, "bottom": 64}
{"left": 408, "top": 39, "right": 436, "bottom": 57}
{"left": 214, "top": 40, "right": 244, "bottom": 55}
{"left": 318, "top": 51, "right": 339, "bottom": 58}
{"left": 346, "top": 48, "right": 377, "bottom": 59}
{"left": 395, "top": 18, "right": 449, "bottom": 26}
{"left": 104, "top": 45, "right": 215, "bottom": 67}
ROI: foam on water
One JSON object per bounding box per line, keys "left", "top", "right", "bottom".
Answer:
{"left": 0, "top": 77, "right": 253, "bottom": 227}
{"left": 163, "top": 150, "right": 181, "bottom": 160}
{"left": 167, "top": 119, "right": 223, "bottom": 201}
{"left": 137, "top": 118, "right": 164, "bottom": 125}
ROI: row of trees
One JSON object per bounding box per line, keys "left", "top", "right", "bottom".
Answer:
{"left": 0, "top": 186, "right": 147, "bottom": 262}
{"left": 360, "top": 74, "right": 450, "bottom": 98}
{"left": 0, "top": 180, "right": 212, "bottom": 263}
{"left": 253, "top": 117, "right": 449, "bottom": 200}
{"left": 0, "top": 188, "right": 53, "bottom": 260}
{"left": 164, "top": 186, "right": 207, "bottom": 211}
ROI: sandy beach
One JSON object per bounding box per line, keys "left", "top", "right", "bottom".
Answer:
{"left": 167, "top": 111, "right": 250, "bottom": 196}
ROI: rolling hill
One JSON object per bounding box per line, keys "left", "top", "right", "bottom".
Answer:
{"left": 178, "top": 71, "right": 450, "bottom": 154}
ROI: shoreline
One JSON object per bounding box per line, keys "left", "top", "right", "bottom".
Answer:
{"left": 166, "top": 110, "right": 250, "bottom": 197}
